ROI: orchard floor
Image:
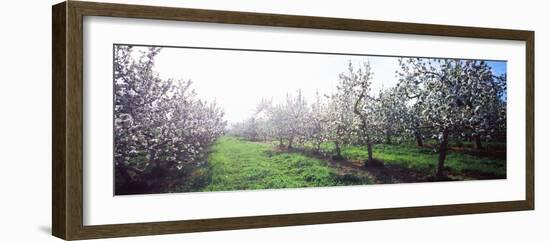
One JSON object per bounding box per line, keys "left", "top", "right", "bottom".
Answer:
{"left": 196, "top": 136, "right": 506, "bottom": 192}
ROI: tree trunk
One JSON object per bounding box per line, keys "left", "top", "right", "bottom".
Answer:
{"left": 436, "top": 129, "right": 449, "bottom": 179}
{"left": 385, "top": 130, "right": 391, "bottom": 144}
{"left": 150, "top": 149, "right": 160, "bottom": 169}
{"left": 415, "top": 131, "right": 423, "bottom": 147}
{"left": 287, "top": 137, "right": 293, "bottom": 149}
{"left": 474, "top": 134, "right": 483, "bottom": 150}
{"left": 278, "top": 138, "right": 284, "bottom": 148}
{"left": 316, "top": 142, "right": 321, "bottom": 153}
{"left": 335, "top": 141, "right": 341, "bottom": 158}
{"left": 365, "top": 134, "right": 374, "bottom": 165}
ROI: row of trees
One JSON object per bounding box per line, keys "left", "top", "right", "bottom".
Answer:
{"left": 230, "top": 58, "right": 506, "bottom": 178}
{"left": 114, "top": 46, "right": 226, "bottom": 194}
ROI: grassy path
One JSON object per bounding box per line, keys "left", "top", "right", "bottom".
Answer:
{"left": 203, "top": 137, "right": 371, "bottom": 191}
{"left": 199, "top": 137, "right": 506, "bottom": 192}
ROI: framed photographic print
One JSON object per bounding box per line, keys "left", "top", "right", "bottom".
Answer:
{"left": 52, "top": 1, "right": 534, "bottom": 240}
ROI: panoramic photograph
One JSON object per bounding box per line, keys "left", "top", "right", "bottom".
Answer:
{"left": 113, "top": 44, "right": 507, "bottom": 195}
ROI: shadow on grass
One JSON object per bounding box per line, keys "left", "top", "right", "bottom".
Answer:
{"left": 277, "top": 146, "right": 504, "bottom": 185}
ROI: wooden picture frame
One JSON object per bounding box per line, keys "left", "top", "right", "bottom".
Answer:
{"left": 52, "top": 1, "right": 534, "bottom": 240}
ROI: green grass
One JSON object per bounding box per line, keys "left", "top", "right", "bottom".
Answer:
{"left": 202, "top": 137, "right": 371, "bottom": 192}
{"left": 176, "top": 137, "right": 505, "bottom": 193}
{"left": 318, "top": 142, "right": 506, "bottom": 177}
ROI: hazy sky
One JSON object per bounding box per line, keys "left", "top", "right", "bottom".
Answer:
{"left": 136, "top": 46, "right": 506, "bottom": 124}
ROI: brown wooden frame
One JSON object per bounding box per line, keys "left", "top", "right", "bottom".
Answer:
{"left": 52, "top": 1, "right": 535, "bottom": 240}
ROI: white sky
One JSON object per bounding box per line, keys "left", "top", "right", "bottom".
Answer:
{"left": 151, "top": 47, "right": 399, "bottom": 124}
